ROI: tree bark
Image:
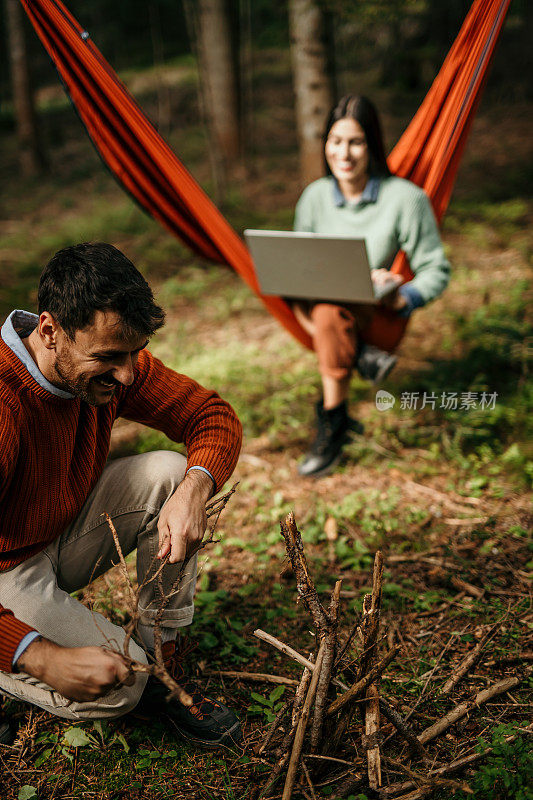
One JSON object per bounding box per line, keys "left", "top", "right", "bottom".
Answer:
{"left": 5, "top": 0, "right": 43, "bottom": 177}
{"left": 196, "top": 0, "right": 241, "bottom": 163}
{"left": 289, "top": 0, "right": 335, "bottom": 185}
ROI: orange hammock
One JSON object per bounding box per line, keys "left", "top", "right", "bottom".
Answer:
{"left": 19, "top": 0, "right": 511, "bottom": 351}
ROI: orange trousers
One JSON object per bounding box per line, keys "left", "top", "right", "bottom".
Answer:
{"left": 310, "top": 303, "right": 408, "bottom": 379}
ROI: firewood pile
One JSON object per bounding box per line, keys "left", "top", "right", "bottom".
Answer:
{"left": 249, "top": 512, "right": 532, "bottom": 800}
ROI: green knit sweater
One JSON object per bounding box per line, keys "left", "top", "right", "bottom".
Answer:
{"left": 294, "top": 175, "right": 450, "bottom": 306}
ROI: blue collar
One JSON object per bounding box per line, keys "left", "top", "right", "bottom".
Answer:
{"left": 332, "top": 176, "right": 380, "bottom": 207}
{"left": 1, "top": 310, "right": 74, "bottom": 398}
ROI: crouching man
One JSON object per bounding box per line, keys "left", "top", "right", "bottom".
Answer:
{"left": 0, "top": 243, "right": 242, "bottom": 747}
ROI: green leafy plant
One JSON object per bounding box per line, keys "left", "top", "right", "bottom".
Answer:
{"left": 247, "top": 685, "right": 286, "bottom": 723}
{"left": 92, "top": 720, "right": 130, "bottom": 753}
{"left": 334, "top": 535, "right": 373, "bottom": 570}
{"left": 135, "top": 748, "right": 161, "bottom": 770}
{"left": 59, "top": 725, "right": 98, "bottom": 763}
{"left": 191, "top": 587, "right": 258, "bottom": 662}
{"left": 449, "top": 724, "right": 533, "bottom": 800}
{"left": 18, "top": 788, "right": 38, "bottom": 800}
{"left": 33, "top": 729, "right": 59, "bottom": 769}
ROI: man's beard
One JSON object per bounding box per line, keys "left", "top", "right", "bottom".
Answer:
{"left": 54, "top": 350, "right": 119, "bottom": 406}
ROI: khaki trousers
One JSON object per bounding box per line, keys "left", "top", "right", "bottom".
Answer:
{"left": 0, "top": 450, "right": 197, "bottom": 720}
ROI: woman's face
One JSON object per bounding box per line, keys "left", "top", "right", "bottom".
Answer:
{"left": 325, "top": 117, "right": 369, "bottom": 188}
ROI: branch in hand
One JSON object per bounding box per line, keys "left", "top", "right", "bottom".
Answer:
{"left": 100, "top": 485, "right": 237, "bottom": 705}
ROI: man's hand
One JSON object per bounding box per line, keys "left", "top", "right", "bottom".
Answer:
{"left": 157, "top": 469, "right": 214, "bottom": 563}
{"left": 16, "top": 637, "right": 134, "bottom": 702}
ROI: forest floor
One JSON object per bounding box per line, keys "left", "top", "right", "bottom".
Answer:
{"left": 0, "top": 52, "right": 532, "bottom": 800}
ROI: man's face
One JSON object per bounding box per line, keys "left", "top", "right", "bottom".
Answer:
{"left": 52, "top": 310, "right": 148, "bottom": 406}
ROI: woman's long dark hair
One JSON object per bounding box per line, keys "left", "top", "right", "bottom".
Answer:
{"left": 324, "top": 95, "right": 391, "bottom": 178}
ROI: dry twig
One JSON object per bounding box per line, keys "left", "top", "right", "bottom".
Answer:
{"left": 380, "top": 724, "right": 533, "bottom": 797}
{"left": 379, "top": 698, "right": 428, "bottom": 760}
{"left": 282, "top": 642, "right": 326, "bottom": 800}
{"left": 310, "top": 580, "right": 342, "bottom": 751}
{"left": 280, "top": 512, "right": 330, "bottom": 637}
{"left": 253, "top": 631, "right": 349, "bottom": 691}
{"left": 326, "top": 646, "right": 400, "bottom": 717}
{"left": 359, "top": 553, "right": 384, "bottom": 790}
{"left": 419, "top": 672, "right": 530, "bottom": 745}
{"left": 207, "top": 670, "right": 299, "bottom": 687}
{"left": 380, "top": 755, "right": 472, "bottom": 797}
{"left": 254, "top": 629, "right": 316, "bottom": 673}
{"left": 450, "top": 575, "right": 485, "bottom": 599}
{"left": 100, "top": 486, "right": 237, "bottom": 706}
{"left": 259, "top": 663, "right": 313, "bottom": 793}
{"left": 440, "top": 621, "right": 501, "bottom": 695}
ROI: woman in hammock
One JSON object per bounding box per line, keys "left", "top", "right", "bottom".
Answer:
{"left": 293, "top": 94, "right": 450, "bottom": 477}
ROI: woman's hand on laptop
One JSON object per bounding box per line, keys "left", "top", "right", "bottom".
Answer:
{"left": 372, "top": 269, "right": 406, "bottom": 310}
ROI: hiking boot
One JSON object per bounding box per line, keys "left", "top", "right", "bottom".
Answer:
{"left": 139, "top": 639, "right": 241, "bottom": 749}
{"left": 0, "top": 713, "right": 13, "bottom": 746}
{"left": 356, "top": 344, "right": 397, "bottom": 384}
{"left": 298, "top": 401, "right": 354, "bottom": 477}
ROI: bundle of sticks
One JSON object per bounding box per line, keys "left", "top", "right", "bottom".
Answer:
{"left": 252, "top": 511, "right": 395, "bottom": 799}
{"left": 104, "top": 485, "right": 237, "bottom": 703}
{"left": 251, "top": 512, "right": 531, "bottom": 800}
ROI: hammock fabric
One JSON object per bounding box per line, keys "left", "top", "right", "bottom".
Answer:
{"left": 19, "top": 0, "right": 511, "bottom": 352}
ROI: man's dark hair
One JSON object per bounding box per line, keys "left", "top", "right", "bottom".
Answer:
{"left": 38, "top": 242, "right": 165, "bottom": 339}
{"left": 324, "top": 94, "right": 391, "bottom": 178}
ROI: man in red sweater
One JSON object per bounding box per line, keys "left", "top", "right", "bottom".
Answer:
{"left": 0, "top": 243, "right": 242, "bottom": 747}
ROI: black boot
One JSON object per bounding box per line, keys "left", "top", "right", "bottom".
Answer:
{"left": 298, "top": 401, "right": 353, "bottom": 477}
{"left": 136, "top": 639, "right": 241, "bottom": 749}
{"left": 356, "top": 343, "right": 397, "bottom": 384}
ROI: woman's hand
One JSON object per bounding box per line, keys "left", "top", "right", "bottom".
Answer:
{"left": 292, "top": 302, "right": 316, "bottom": 337}
{"left": 372, "top": 269, "right": 407, "bottom": 311}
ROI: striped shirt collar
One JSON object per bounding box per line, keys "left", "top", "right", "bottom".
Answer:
{"left": 332, "top": 176, "right": 381, "bottom": 207}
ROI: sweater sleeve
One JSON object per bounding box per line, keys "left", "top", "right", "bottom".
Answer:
{"left": 0, "top": 402, "right": 38, "bottom": 672}
{"left": 294, "top": 184, "right": 317, "bottom": 232}
{"left": 117, "top": 351, "right": 242, "bottom": 492}
{"left": 0, "top": 607, "right": 37, "bottom": 673}
{"left": 398, "top": 189, "right": 451, "bottom": 304}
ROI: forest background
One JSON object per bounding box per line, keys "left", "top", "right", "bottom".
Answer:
{"left": 0, "top": 1, "right": 532, "bottom": 799}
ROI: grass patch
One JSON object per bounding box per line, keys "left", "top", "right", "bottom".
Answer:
{"left": 392, "top": 281, "right": 533, "bottom": 486}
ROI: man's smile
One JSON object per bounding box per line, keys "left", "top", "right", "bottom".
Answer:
{"left": 92, "top": 375, "right": 119, "bottom": 391}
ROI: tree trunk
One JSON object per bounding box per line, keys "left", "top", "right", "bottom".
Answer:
{"left": 5, "top": 0, "right": 43, "bottom": 177}
{"left": 148, "top": 0, "right": 172, "bottom": 134}
{"left": 289, "top": 0, "right": 335, "bottom": 185}
{"left": 196, "top": 0, "right": 241, "bottom": 163}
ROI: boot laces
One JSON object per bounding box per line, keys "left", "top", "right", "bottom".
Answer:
{"left": 162, "top": 640, "right": 220, "bottom": 718}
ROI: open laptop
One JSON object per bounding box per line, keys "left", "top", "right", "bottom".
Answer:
{"left": 244, "top": 229, "right": 401, "bottom": 304}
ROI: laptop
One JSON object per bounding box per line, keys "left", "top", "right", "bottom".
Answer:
{"left": 244, "top": 229, "right": 401, "bottom": 304}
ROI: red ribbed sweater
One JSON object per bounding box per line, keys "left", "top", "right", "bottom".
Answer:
{"left": 0, "top": 338, "right": 242, "bottom": 671}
